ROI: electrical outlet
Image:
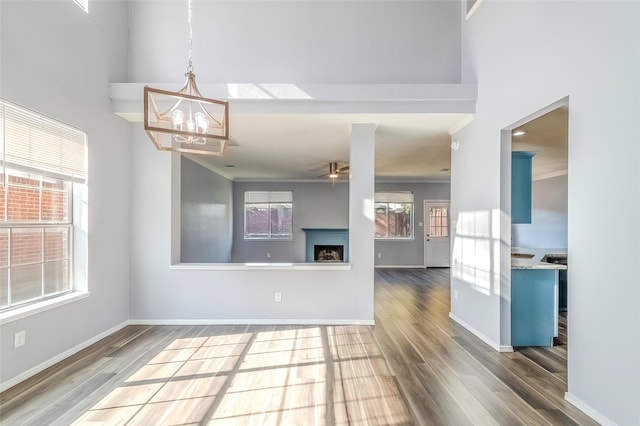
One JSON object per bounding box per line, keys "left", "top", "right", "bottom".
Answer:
{"left": 266, "top": 252, "right": 271, "bottom": 259}
{"left": 377, "top": 253, "right": 382, "bottom": 258}
{"left": 14, "top": 330, "right": 26, "bottom": 348}
{"left": 454, "top": 290, "right": 459, "bottom": 300}
{"left": 274, "top": 292, "right": 282, "bottom": 302}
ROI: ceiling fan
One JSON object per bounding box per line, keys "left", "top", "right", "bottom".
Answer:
{"left": 318, "top": 161, "right": 349, "bottom": 179}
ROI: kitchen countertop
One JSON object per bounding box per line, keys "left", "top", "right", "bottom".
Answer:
{"left": 511, "top": 248, "right": 568, "bottom": 270}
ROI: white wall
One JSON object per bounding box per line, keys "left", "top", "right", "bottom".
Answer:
{"left": 453, "top": 1, "right": 640, "bottom": 424}
{"left": 0, "top": 1, "right": 131, "bottom": 386}
{"left": 126, "top": 0, "right": 460, "bottom": 325}
{"left": 512, "top": 174, "right": 568, "bottom": 249}
{"left": 130, "top": 124, "right": 375, "bottom": 323}
{"left": 128, "top": 0, "right": 462, "bottom": 84}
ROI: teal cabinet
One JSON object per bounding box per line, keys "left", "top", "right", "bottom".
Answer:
{"left": 559, "top": 269, "right": 568, "bottom": 312}
{"left": 512, "top": 152, "right": 535, "bottom": 223}
{"left": 511, "top": 269, "right": 559, "bottom": 346}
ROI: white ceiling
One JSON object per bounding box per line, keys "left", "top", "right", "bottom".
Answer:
{"left": 192, "top": 105, "right": 567, "bottom": 182}
{"left": 113, "top": 83, "right": 565, "bottom": 183}
{"left": 512, "top": 105, "right": 568, "bottom": 180}
{"left": 192, "top": 112, "right": 473, "bottom": 182}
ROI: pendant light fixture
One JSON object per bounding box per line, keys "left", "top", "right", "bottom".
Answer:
{"left": 144, "top": 0, "right": 234, "bottom": 156}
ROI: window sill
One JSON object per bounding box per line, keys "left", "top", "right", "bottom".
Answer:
{"left": 243, "top": 238, "right": 294, "bottom": 241}
{"left": 170, "top": 263, "right": 352, "bottom": 271}
{"left": 375, "top": 238, "right": 415, "bottom": 242}
{"left": 0, "top": 291, "right": 90, "bottom": 325}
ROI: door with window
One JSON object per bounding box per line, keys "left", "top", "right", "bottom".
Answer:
{"left": 424, "top": 201, "right": 450, "bottom": 267}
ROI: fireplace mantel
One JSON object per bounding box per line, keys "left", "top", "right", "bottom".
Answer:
{"left": 302, "top": 228, "right": 349, "bottom": 263}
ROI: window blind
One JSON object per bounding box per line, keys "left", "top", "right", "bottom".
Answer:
{"left": 375, "top": 192, "right": 413, "bottom": 203}
{"left": 245, "top": 191, "right": 293, "bottom": 203}
{"left": 1, "top": 99, "right": 87, "bottom": 183}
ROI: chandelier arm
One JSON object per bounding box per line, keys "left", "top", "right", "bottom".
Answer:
{"left": 176, "top": 72, "right": 193, "bottom": 94}
{"left": 187, "top": 73, "right": 203, "bottom": 97}
{"left": 195, "top": 104, "right": 223, "bottom": 127}
{"left": 155, "top": 99, "right": 184, "bottom": 119}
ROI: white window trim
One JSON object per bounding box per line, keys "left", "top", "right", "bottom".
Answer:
{"left": 0, "top": 291, "right": 89, "bottom": 325}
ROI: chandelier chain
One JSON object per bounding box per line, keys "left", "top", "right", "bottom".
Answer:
{"left": 187, "top": 0, "right": 194, "bottom": 72}
{"left": 143, "top": 0, "right": 231, "bottom": 156}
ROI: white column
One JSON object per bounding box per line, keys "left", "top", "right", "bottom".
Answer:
{"left": 348, "top": 123, "right": 376, "bottom": 319}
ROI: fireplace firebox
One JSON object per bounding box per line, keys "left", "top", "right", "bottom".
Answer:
{"left": 314, "top": 245, "right": 344, "bottom": 262}
{"left": 302, "top": 228, "right": 349, "bottom": 263}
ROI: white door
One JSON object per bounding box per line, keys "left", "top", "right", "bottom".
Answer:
{"left": 424, "top": 201, "right": 451, "bottom": 267}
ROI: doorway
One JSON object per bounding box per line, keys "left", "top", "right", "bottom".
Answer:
{"left": 501, "top": 97, "right": 569, "bottom": 356}
{"left": 424, "top": 200, "right": 450, "bottom": 267}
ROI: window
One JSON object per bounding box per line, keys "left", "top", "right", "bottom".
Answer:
{"left": 375, "top": 192, "right": 413, "bottom": 239}
{"left": 244, "top": 191, "right": 293, "bottom": 239}
{"left": 1, "top": 99, "right": 87, "bottom": 312}
{"left": 429, "top": 206, "right": 449, "bottom": 237}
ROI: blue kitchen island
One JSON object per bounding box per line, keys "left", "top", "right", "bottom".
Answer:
{"left": 511, "top": 249, "right": 568, "bottom": 347}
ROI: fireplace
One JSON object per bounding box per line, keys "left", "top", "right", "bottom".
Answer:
{"left": 314, "top": 245, "right": 344, "bottom": 262}
{"left": 302, "top": 228, "right": 349, "bottom": 263}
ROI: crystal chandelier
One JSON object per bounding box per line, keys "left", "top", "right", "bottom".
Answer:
{"left": 144, "top": 0, "right": 234, "bottom": 156}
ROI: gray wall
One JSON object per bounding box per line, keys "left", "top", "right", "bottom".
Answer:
{"left": 375, "top": 182, "right": 450, "bottom": 267}
{"left": 183, "top": 178, "right": 449, "bottom": 266}
{"left": 512, "top": 174, "right": 568, "bottom": 249}
{"left": 0, "top": 1, "right": 131, "bottom": 387}
{"left": 181, "top": 158, "right": 233, "bottom": 263}
{"left": 231, "top": 181, "right": 349, "bottom": 263}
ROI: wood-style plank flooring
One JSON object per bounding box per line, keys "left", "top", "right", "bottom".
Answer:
{"left": 0, "top": 268, "right": 598, "bottom": 425}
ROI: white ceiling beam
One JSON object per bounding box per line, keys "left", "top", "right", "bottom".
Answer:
{"left": 110, "top": 83, "right": 477, "bottom": 122}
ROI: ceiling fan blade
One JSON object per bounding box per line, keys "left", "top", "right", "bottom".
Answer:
{"left": 338, "top": 166, "right": 349, "bottom": 173}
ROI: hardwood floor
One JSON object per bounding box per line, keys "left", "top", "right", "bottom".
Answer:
{"left": 0, "top": 268, "right": 597, "bottom": 425}
{"left": 374, "top": 268, "right": 593, "bottom": 426}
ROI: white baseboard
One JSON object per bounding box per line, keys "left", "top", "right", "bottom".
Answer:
{"left": 0, "top": 320, "right": 130, "bottom": 393}
{"left": 564, "top": 392, "right": 617, "bottom": 426}
{"left": 374, "top": 265, "right": 425, "bottom": 269}
{"left": 449, "top": 312, "right": 513, "bottom": 352}
{"left": 130, "top": 318, "right": 375, "bottom": 326}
